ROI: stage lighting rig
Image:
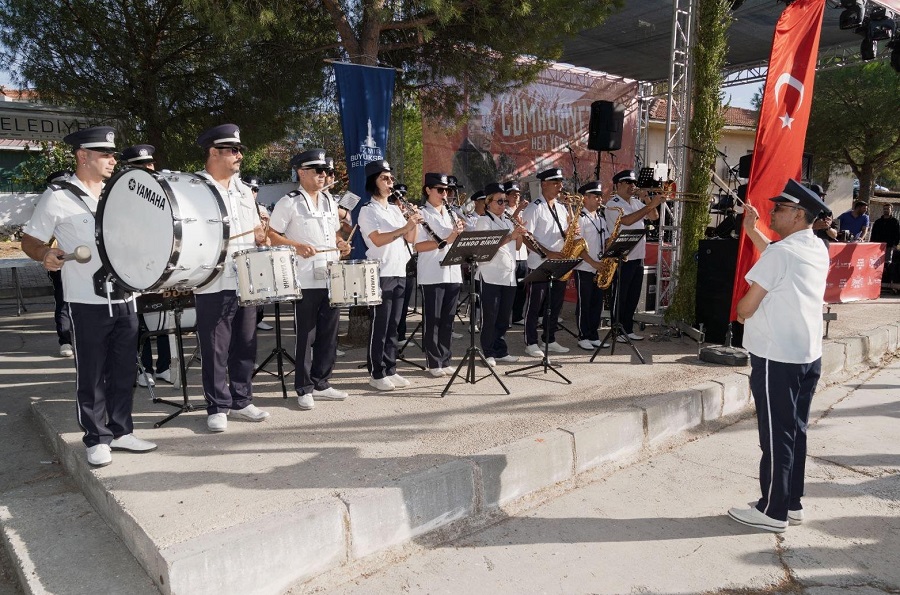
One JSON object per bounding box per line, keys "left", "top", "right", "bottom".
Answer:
{"left": 867, "top": 7, "right": 895, "bottom": 41}
{"left": 839, "top": 0, "right": 865, "bottom": 30}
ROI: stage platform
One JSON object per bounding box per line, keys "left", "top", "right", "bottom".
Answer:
{"left": 1, "top": 294, "right": 898, "bottom": 594}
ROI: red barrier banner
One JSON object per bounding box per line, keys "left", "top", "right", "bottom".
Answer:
{"left": 825, "top": 242, "right": 885, "bottom": 303}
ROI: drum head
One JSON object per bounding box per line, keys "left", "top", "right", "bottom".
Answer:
{"left": 97, "top": 168, "right": 176, "bottom": 291}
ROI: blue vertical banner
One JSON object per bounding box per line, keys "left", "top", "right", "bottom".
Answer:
{"left": 334, "top": 62, "right": 396, "bottom": 257}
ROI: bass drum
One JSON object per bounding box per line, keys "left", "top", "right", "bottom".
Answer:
{"left": 96, "top": 168, "right": 230, "bottom": 292}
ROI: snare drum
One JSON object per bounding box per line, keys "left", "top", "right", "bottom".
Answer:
{"left": 326, "top": 260, "right": 382, "bottom": 307}
{"left": 234, "top": 246, "right": 302, "bottom": 306}
{"left": 96, "top": 168, "right": 229, "bottom": 292}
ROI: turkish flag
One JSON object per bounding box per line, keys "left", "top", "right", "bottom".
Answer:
{"left": 729, "top": 0, "right": 826, "bottom": 320}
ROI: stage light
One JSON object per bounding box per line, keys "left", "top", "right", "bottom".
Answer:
{"left": 839, "top": 1, "right": 865, "bottom": 30}
{"left": 867, "top": 8, "right": 895, "bottom": 40}
{"left": 861, "top": 35, "right": 877, "bottom": 60}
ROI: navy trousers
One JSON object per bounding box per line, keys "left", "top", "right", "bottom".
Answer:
{"left": 69, "top": 302, "right": 138, "bottom": 447}
{"left": 293, "top": 288, "right": 339, "bottom": 395}
{"left": 195, "top": 291, "right": 257, "bottom": 415}
{"left": 480, "top": 281, "right": 516, "bottom": 358}
{"left": 574, "top": 269, "right": 604, "bottom": 342}
{"left": 523, "top": 275, "right": 567, "bottom": 346}
{"left": 421, "top": 283, "right": 461, "bottom": 369}
{"left": 609, "top": 259, "right": 642, "bottom": 335}
{"left": 368, "top": 277, "right": 406, "bottom": 379}
{"left": 750, "top": 354, "right": 821, "bottom": 522}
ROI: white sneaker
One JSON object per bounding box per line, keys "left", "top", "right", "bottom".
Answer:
{"left": 312, "top": 387, "right": 348, "bottom": 401}
{"left": 256, "top": 321, "right": 273, "bottom": 330}
{"left": 207, "top": 413, "right": 228, "bottom": 432}
{"left": 627, "top": 332, "right": 644, "bottom": 341}
{"left": 441, "top": 366, "right": 455, "bottom": 375}
{"left": 335, "top": 349, "right": 346, "bottom": 357}
{"left": 494, "top": 355, "right": 520, "bottom": 363}
{"left": 547, "top": 341, "right": 569, "bottom": 353}
{"left": 616, "top": 335, "right": 628, "bottom": 343}
{"left": 484, "top": 357, "right": 497, "bottom": 367}
{"left": 155, "top": 369, "right": 173, "bottom": 384}
{"left": 59, "top": 343, "right": 73, "bottom": 357}
{"left": 110, "top": 434, "right": 157, "bottom": 452}
{"left": 577, "top": 339, "right": 595, "bottom": 350}
{"left": 231, "top": 404, "right": 270, "bottom": 421}
{"left": 451, "top": 331, "right": 463, "bottom": 339}
{"left": 297, "top": 393, "right": 315, "bottom": 410}
{"left": 137, "top": 372, "right": 155, "bottom": 387}
{"left": 387, "top": 374, "right": 410, "bottom": 388}
{"left": 512, "top": 319, "right": 525, "bottom": 326}
{"left": 369, "top": 376, "right": 395, "bottom": 391}
{"left": 788, "top": 509, "right": 804, "bottom": 525}
{"left": 427, "top": 368, "right": 447, "bottom": 378}
{"left": 525, "top": 344, "right": 544, "bottom": 358}
{"left": 727, "top": 506, "right": 787, "bottom": 533}
{"left": 86, "top": 444, "right": 112, "bottom": 467}
{"left": 593, "top": 340, "right": 611, "bottom": 348}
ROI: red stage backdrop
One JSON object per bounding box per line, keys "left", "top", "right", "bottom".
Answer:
{"left": 730, "top": 0, "right": 826, "bottom": 318}
{"left": 423, "top": 64, "right": 638, "bottom": 197}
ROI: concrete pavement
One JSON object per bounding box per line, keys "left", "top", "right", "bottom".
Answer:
{"left": 321, "top": 360, "right": 900, "bottom": 595}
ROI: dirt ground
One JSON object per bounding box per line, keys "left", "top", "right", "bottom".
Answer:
{"left": 0, "top": 241, "right": 24, "bottom": 259}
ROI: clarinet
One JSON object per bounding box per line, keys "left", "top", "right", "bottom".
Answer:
{"left": 504, "top": 212, "right": 546, "bottom": 258}
{"left": 390, "top": 191, "right": 448, "bottom": 249}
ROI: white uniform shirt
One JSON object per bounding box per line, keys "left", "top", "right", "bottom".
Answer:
{"left": 521, "top": 196, "right": 568, "bottom": 269}
{"left": 475, "top": 213, "right": 516, "bottom": 286}
{"left": 415, "top": 203, "right": 463, "bottom": 285}
{"left": 742, "top": 229, "right": 829, "bottom": 364}
{"left": 194, "top": 173, "right": 261, "bottom": 294}
{"left": 604, "top": 194, "right": 647, "bottom": 261}
{"left": 269, "top": 187, "right": 341, "bottom": 289}
{"left": 358, "top": 199, "right": 410, "bottom": 277}
{"left": 24, "top": 176, "right": 132, "bottom": 305}
{"left": 576, "top": 209, "right": 609, "bottom": 273}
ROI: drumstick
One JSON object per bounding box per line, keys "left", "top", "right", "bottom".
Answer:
{"left": 315, "top": 248, "right": 342, "bottom": 253}
{"left": 228, "top": 229, "right": 255, "bottom": 241}
{"left": 346, "top": 224, "right": 359, "bottom": 243}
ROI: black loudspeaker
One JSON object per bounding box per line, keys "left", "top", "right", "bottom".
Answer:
{"left": 695, "top": 239, "right": 743, "bottom": 346}
{"left": 588, "top": 101, "right": 624, "bottom": 151}
{"left": 738, "top": 153, "right": 753, "bottom": 178}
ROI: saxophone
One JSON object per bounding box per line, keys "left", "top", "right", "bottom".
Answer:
{"left": 595, "top": 206, "right": 624, "bottom": 289}
{"left": 558, "top": 193, "right": 588, "bottom": 282}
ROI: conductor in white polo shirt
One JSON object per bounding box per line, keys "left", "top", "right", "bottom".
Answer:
{"left": 728, "top": 179, "right": 830, "bottom": 534}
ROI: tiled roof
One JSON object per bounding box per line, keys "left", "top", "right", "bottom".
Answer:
{"left": 649, "top": 98, "right": 757, "bottom": 128}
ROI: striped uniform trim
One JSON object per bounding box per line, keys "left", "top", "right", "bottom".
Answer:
{"left": 79, "top": 142, "right": 116, "bottom": 150}
{"left": 762, "top": 357, "right": 777, "bottom": 517}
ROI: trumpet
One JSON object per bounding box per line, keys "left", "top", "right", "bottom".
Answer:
{"left": 504, "top": 212, "right": 546, "bottom": 259}
{"left": 391, "top": 190, "right": 447, "bottom": 248}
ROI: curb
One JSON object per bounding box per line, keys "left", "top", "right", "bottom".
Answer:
{"left": 23, "top": 322, "right": 900, "bottom": 594}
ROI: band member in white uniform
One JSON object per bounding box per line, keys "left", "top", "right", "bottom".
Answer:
{"left": 358, "top": 160, "right": 423, "bottom": 391}
{"left": 604, "top": 169, "right": 665, "bottom": 342}
{"left": 503, "top": 181, "right": 529, "bottom": 325}
{"left": 574, "top": 181, "right": 610, "bottom": 350}
{"left": 193, "top": 124, "right": 270, "bottom": 432}
{"left": 268, "top": 148, "right": 351, "bottom": 410}
{"left": 21, "top": 126, "right": 157, "bottom": 467}
{"left": 475, "top": 182, "right": 524, "bottom": 366}
{"left": 415, "top": 173, "right": 465, "bottom": 377}
{"left": 521, "top": 167, "right": 574, "bottom": 357}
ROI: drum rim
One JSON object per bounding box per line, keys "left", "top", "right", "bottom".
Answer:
{"left": 183, "top": 174, "right": 230, "bottom": 290}
{"left": 232, "top": 245, "right": 294, "bottom": 258}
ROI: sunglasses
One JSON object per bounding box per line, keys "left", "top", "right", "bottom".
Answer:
{"left": 430, "top": 187, "right": 449, "bottom": 194}
{"left": 492, "top": 199, "right": 510, "bottom": 205}
{"left": 303, "top": 167, "right": 329, "bottom": 175}
{"left": 378, "top": 174, "right": 395, "bottom": 181}
{"left": 773, "top": 203, "right": 804, "bottom": 213}
{"left": 218, "top": 146, "right": 243, "bottom": 155}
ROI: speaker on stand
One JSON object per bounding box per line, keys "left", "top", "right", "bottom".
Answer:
{"left": 588, "top": 101, "right": 625, "bottom": 180}
{"left": 695, "top": 239, "right": 743, "bottom": 347}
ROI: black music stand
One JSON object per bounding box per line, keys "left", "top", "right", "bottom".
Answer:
{"left": 505, "top": 258, "right": 580, "bottom": 383}
{"left": 253, "top": 301, "right": 296, "bottom": 399}
{"left": 440, "top": 230, "right": 510, "bottom": 397}
{"left": 397, "top": 291, "right": 427, "bottom": 370}
{"left": 591, "top": 229, "right": 647, "bottom": 365}
{"left": 137, "top": 292, "right": 204, "bottom": 428}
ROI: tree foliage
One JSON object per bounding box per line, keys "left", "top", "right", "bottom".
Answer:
{"left": 806, "top": 61, "right": 900, "bottom": 202}
{"left": 0, "top": 0, "right": 334, "bottom": 168}
{"left": 666, "top": 0, "right": 731, "bottom": 326}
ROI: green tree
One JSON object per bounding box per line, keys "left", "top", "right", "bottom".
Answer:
{"left": 666, "top": 0, "right": 732, "bottom": 326}
{"left": 318, "top": 0, "right": 623, "bottom": 122}
{"left": 0, "top": 0, "right": 333, "bottom": 168}
{"left": 806, "top": 61, "right": 900, "bottom": 202}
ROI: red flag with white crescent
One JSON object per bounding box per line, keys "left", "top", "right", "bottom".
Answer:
{"left": 729, "top": 0, "right": 826, "bottom": 320}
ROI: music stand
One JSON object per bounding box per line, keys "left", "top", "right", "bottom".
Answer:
{"left": 590, "top": 229, "right": 648, "bottom": 365}
{"left": 440, "top": 230, "right": 510, "bottom": 397}
{"left": 253, "top": 301, "right": 296, "bottom": 399}
{"left": 397, "top": 289, "right": 426, "bottom": 370}
{"left": 137, "top": 292, "right": 204, "bottom": 428}
{"left": 505, "top": 258, "right": 580, "bottom": 383}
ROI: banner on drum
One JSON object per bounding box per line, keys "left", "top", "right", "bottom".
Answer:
{"left": 333, "top": 62, "right": 395, "bottom": 259}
